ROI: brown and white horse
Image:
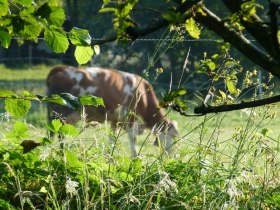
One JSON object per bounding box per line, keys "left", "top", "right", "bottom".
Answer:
{"left": 46, "top": 66, "right": 178, "bottom": 156}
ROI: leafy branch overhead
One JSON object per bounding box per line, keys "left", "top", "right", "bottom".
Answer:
{"left": 99, "top": 0, "right": 280, "bottom": 114}
{"left": 0, "top": 0, "right": 99, "bottom": 64}
{"left": 0, "top": 90, "right": 104, "bottom": 118}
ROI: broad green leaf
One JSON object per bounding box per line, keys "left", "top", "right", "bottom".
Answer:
{"left": 47, "top": 119, "right": 62, "bottom": 133}
{"left": 185, "top": 17, "right": 200, "bottom": 39}
{"left": 49, "top": 7, "right": 65, "bottom": 26}
{"left": 5, "top": 99, "right": 31, "bottom": 118}
{"left": 66, "top": 150, "right": 84, "bottom": 169}
{"left": 225, "top": 77, "right": 237, "bottom": 95}
{"left": 36, "top": 3, "right": 65, "bottom": 26}
{"left": 0, "top": 0, "right": 8, "bottom": 17}
{"left": 60, "top": 124, "right": 79, "bottom": 136}
{"left": 44, "top": 28, "right": 69, "bottom": 53}
{"left": 13, "top": 121, "right": 28, "bottom": 135}
{"left": 13, "top": 0, "right": 32, "bottom": 6}
{"left": 69, "top": 27, "right": 91, "bottom": 46}
{"left": 19, "top": 16, "right": 42, "bottom": 39}
{"left": 74, "top": 46, "right": 93, "bottom": 64}
{"left": 0, "top": 30, "right": 11, "bottom": 48}
{"left": 79, "top": 95, "right": 104, "bottom": 107}
{"left": 0, "top": 89, "right": 17, "bottom": 97}
{"left": 35, "top": 3, "right": 52, "bottom": 20}
{"left": 60, "top": 93, "right": 81, "bottom": 109}
{"left": 39, "top": 94, "right": 66, "bottom": 106}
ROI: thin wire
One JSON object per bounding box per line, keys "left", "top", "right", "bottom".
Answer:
{"left": 10, "top": 36, "right": 257, "bottom": 42}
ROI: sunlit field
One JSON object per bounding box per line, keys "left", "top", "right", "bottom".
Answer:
{"left": 1, "top": 65, "right": 280, "bottom": 209}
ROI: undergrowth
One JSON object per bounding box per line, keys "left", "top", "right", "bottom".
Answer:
{"left": 0, "top": 104, "right": 280, "bottom": 210}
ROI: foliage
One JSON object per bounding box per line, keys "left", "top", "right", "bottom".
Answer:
{"left": 0, "top": 89, "right": 104, "bottom": 118}
{"left": 0, "top": 103, "right": 280, "bottom": 209}
{"left": 0, "top": 0, "right": 98, "bottom": 64}
{"left": 100, "top": 0, "right": 139, "bottom": 39}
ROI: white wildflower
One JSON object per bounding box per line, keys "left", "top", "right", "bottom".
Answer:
{"left": 221, "top": 202, "right": 230, "bottom": 210}
{"left": 65, "top": 177, "right": 79, "bottom": 197}
{"left": 125, "top": 192, "right": 140, "bottom": 205}
{"left": 158, "top": 172, "right": 178, "bottom": 196}
{"left": 39, "top": 148, "right": 50, "bottom": 161}
{"left": 225, "top": 178, "right": 242, "bottom": 199}
{"left": 0, "top": 112, "right": 11, "bottom": 122}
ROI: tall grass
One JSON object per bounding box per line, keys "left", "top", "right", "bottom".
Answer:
{"left": 1, "top": 64, "right": 280, "bottom": 209}
{"left": 0, "top": 102, "right": 280, "bottom": 209}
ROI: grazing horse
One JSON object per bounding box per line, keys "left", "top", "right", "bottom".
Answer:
{"left": 46, "top": 66, "right": 178, "bottom": 157}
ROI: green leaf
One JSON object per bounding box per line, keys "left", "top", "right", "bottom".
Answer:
{"left": 60, "top": 124, "right": 79, "bottom": 136}
{"left": 260, "top": 128, "right": 272, "bottom": 137}
{"left": 0, "top": 89, "right": 17, "bottom": 97}
{"left": 185, "top": 17, "right": 200, "bottom": 39}
{"left": 60, "top": 93, "right": 81, "bottom": 109}
{"left": 69, "top": 27, "right": 91, "bottom": 46}
{"left": 121, "top": 1, "right": 136, "bottom": 16}
{"left": 219, "top": 90, "right": 227, "bottom": 101}
{"left": 44, "top": 28, "right": 69, "bottom": 53}
{"left": 164, "top": 87, "right": 187, "bottom": 102}
{"left": 79, "top": 95, "right": 104, "bottom": 107}
{"left": 225, "top": 77, "right": 237, "bottom": 95}
{"left": 36, "top": 3, "right": 65, "bottom": 26}
{"left": 49, "top": 7, "right": 65, "bottom": 26}
{"left": 0, "top": 0, "right": 8, "bottom": 17}
{"left": 5, "top": 99, "right": 31, "bottom": 118}
{"left": 74, "top": 46, "right": 93, "bottom": 64}
{"left": 35, "top": 3, "right": 52, "bottom": 20}
{"left": 39, "top": 94, "right": 66, "bottom": 106}
{"left": 19, "top": 16, "right": 42, "bottom": 39}
{"left": 13, "top": 121, "right": 28, "bottom": 135}
{"left": 99, "top": 7, "right": 117, "bottom": 13}
{"left": 66, "top": 150, "right": 84, "bottom": 169}
{"left": 13, "top": 0, "right": 32, "bottom": 6}
{"left": 0, "top": 30, "right": 11, "bottom": 48}
{"left": 47, "top": 119, "right": 62, "bottom": 133}
{"left": 206, "top": 60, "right": 216, "bottom": 71}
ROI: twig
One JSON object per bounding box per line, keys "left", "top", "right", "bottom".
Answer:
{"left": 194, "top": 94, "right": 280, "bottom": 115}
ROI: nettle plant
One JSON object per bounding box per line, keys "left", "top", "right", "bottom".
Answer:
{"left": 0, "top": 0, "right": 99, "bottom": 64}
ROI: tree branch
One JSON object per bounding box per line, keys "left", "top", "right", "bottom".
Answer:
{"left": 91, "top": 0, "right": 201, "bottom": 45}
{"left": 194, "top": 95, "right": 280, "bottom": 115}
{"left": 194, "top": 6, "right": 280, "bottom": 79}
{"left": 222, "top": 0, "right": 280, "bottom": 60}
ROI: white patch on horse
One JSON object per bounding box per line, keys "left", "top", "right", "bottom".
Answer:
{"left": 65, "top": 67, "right": 83, "bottom": 82}
{"left": 79, "top": 86, "right": 97, "bottom": 95}
{"left": 87, "top": 67, "right": 111, "bottom": 81}
{"left": 122, "top": 72, "right": 137, "bottom": 105}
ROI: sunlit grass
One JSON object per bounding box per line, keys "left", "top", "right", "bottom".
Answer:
{"left": 1, "top": 65, "right": 280, "bottom": 208}
{"left": 0, "top": 64, "right": 50, "bottom": 81}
